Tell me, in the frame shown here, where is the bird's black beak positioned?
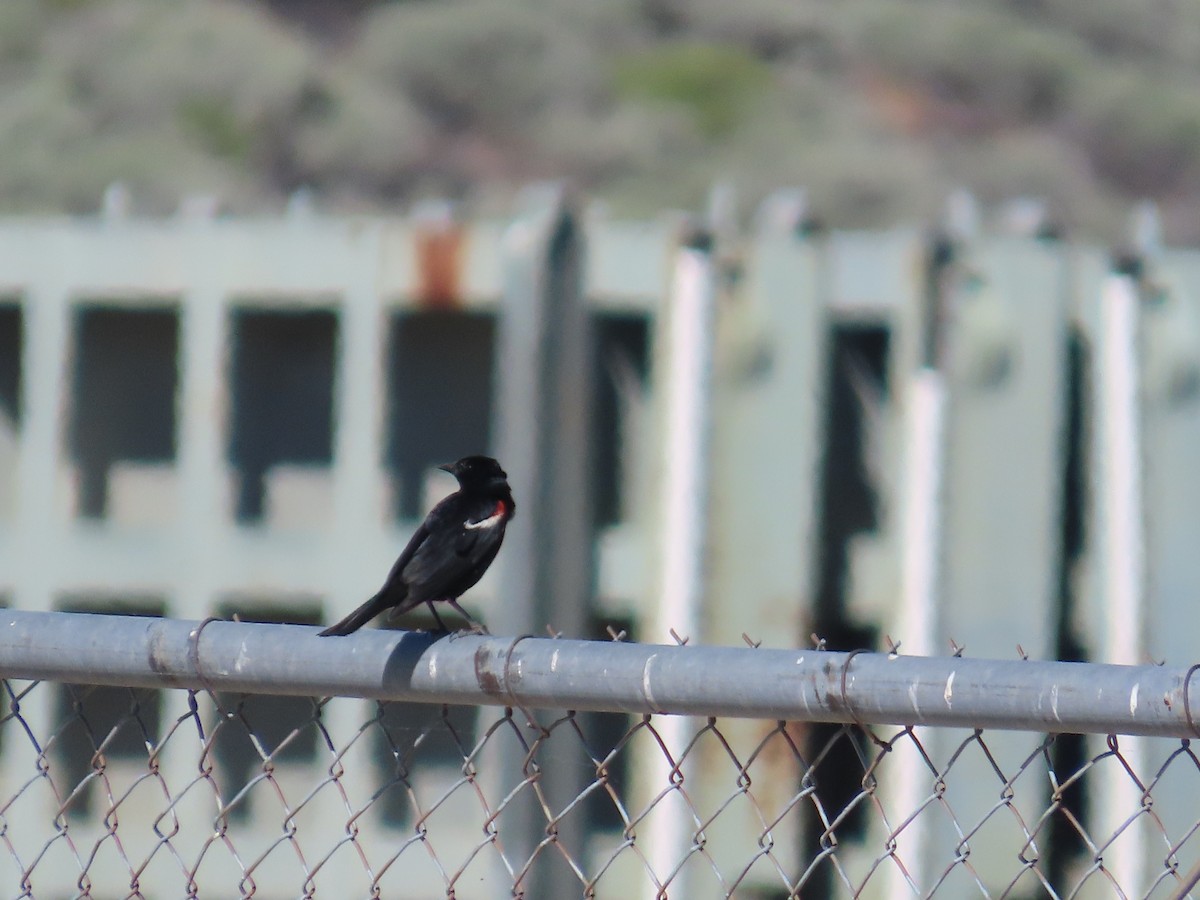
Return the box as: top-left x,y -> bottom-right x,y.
437,462 -> 455,474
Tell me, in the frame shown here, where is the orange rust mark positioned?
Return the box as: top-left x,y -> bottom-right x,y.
415,224 -> 465,309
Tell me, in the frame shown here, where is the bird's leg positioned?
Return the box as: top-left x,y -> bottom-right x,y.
426,600 -> 450,634
447,599 -> 489,635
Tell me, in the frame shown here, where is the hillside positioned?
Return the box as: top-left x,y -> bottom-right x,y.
3,0 -> 1199,241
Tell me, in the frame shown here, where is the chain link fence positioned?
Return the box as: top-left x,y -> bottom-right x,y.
1,611 -> 1199,899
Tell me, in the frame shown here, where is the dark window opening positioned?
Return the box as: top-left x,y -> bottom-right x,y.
0,681 -> 10,758
211,600 -> 323,820
0,595 -> 8,754
1045,328 -> 1091,891
580,613 -> 637,832
812,324 -> 891,635
369,610 -> 480,827
801,323 -> 890,893
0,303 -> 21,427
53,597 -> 164,818
371,699 -> 479,828
69,306 -> 179,519
385,311 -> 495,521
592,314 -> 650,527
228,308 -> 337,523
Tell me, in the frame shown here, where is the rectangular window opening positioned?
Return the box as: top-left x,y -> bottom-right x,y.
227,307 -> 338,524
210,598 -> 324,820
384,310 -> 496,521
53,597 -> 165,818
69,305 -> 179,520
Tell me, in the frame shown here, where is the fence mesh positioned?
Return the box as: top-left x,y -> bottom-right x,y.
1,675 -> 1198,899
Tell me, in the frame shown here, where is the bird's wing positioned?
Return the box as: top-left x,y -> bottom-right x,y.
378,521 -> 430,590
455,526 -> 480,556
454,500 -> 508,554
395,501 -> 506,602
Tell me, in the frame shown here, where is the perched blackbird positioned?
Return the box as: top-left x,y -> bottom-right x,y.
319,456 -> 515,636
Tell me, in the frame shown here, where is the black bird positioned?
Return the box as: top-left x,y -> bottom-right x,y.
319,456 -> 515,636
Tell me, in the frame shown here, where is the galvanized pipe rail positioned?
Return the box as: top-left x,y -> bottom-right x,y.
0,610 -> 1197,738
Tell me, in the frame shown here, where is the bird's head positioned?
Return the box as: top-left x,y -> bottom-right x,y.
440,456 -> 510,491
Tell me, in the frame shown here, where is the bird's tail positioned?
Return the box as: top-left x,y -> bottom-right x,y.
318,593 -> 390,637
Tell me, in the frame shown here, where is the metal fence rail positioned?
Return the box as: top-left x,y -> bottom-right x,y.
1,611 -> 1199,898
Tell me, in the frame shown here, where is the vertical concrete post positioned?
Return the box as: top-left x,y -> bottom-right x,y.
491,185 -> 594,898
176,229 -> 229,619
170,223 -> 233,854
331,223 -> 388,589
493,186 -> 592,640
7,253 -> 71,884
328,221 -> 388,893
886,232 -> 956,897
15,274 -> 71,608
1095,269 -> 1148,896
641,223 -> 719,900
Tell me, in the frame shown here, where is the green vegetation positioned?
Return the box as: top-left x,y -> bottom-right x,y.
3,0 -> 1200,241
614,43 -> 771,139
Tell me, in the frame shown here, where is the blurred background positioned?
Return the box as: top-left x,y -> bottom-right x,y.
4,0 -> 1200,241
2,1 -> 1200,897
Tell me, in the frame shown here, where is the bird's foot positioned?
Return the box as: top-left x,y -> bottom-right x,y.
444,599 -> 486,636
449,621 -> 490,640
